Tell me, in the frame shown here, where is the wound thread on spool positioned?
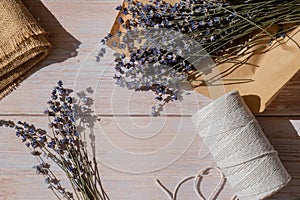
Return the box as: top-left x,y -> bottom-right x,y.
191,90 -> 291,200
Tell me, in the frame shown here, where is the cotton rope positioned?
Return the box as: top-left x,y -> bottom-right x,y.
157,90 -> 291,200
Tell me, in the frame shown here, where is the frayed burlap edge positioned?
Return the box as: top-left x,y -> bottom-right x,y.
0,22 -> 49,76
0,4 -> 51,100
0,34 -> 51,99
0,45 -> 49,100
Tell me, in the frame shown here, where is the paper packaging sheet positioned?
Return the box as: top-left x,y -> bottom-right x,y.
109,0 -> 300,113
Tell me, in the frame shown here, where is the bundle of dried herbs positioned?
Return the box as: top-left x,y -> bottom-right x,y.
0,81 -> 109,200
102,0 -> 300,115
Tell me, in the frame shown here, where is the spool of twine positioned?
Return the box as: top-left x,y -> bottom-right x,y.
190,90 -> 291,200
0,0 -> 51,99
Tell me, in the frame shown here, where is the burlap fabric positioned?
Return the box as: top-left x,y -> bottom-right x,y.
0,0 -> 51,99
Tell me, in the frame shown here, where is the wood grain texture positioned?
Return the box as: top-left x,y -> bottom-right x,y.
0,1 -> 300,200
262,71 -> 300,116
1,116 -> 300,199
0,116 -> 233,200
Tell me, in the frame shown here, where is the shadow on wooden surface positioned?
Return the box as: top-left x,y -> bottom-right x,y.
23,0 -> 81,70
263,70 -> 300,116
258,118 -> 300,200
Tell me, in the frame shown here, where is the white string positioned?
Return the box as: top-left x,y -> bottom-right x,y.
157,166 -> 237,200
157,90 -> 291,200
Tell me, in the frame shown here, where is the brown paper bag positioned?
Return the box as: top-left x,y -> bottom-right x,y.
193,27 -> 300,112
109,0 -> 300,113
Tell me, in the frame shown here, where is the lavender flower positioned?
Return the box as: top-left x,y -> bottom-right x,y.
0,81 -> 109,200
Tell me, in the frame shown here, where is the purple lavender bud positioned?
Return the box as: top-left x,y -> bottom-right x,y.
118,17 -> 124,24
115,5 -> 122,10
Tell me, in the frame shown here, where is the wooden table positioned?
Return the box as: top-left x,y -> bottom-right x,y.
0,1 -> 300,199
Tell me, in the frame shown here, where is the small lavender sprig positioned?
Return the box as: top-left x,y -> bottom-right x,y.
0,81 -> 109,200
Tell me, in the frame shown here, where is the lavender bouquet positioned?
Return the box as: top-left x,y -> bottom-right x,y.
0,81 -> 109,200
102,0 -> 300,114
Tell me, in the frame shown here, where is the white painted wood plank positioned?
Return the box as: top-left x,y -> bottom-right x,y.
1,116 -> 300,199
291,120 -> 300,136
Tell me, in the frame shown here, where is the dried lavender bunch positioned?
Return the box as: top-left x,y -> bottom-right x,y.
0,81 -> 109,200
102,25 -> 203,115
101,0 -> 300,114
112,48 -> 187,116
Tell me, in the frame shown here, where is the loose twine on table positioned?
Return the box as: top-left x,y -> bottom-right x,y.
157,166 -> 234,200
157,90 -> 291,200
